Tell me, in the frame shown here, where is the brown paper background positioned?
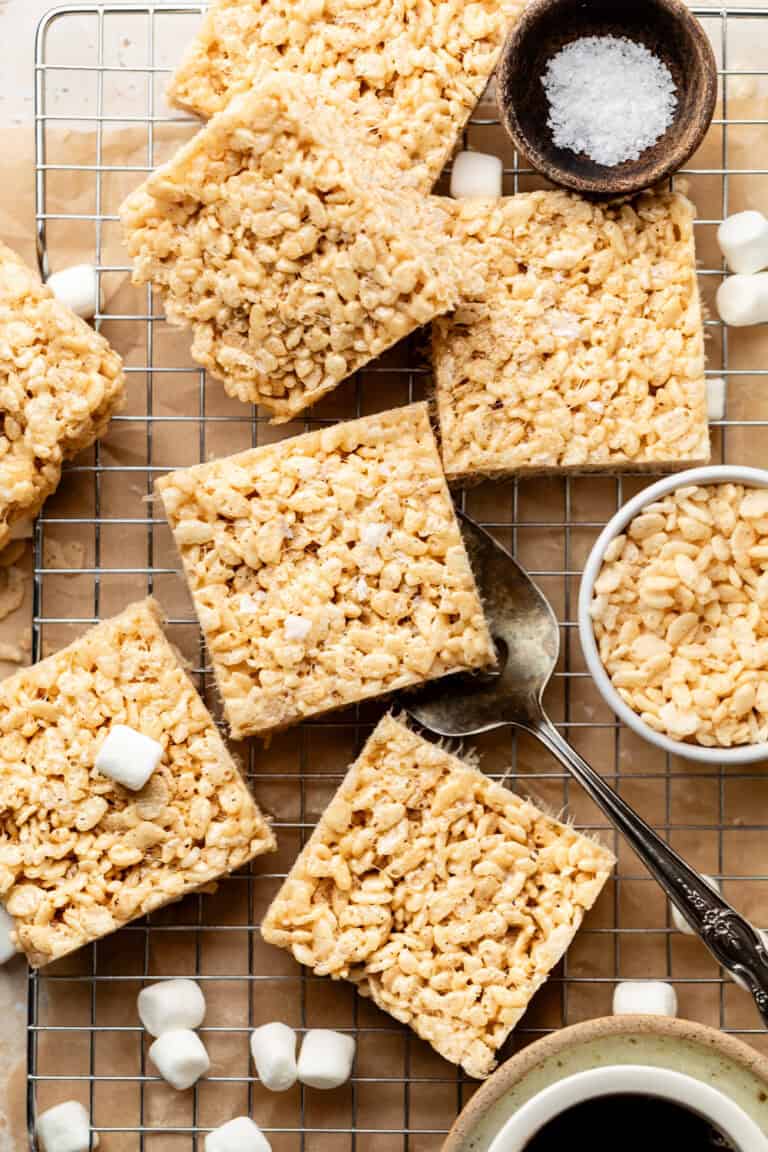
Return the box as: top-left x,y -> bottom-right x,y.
10,7 -> 768,1150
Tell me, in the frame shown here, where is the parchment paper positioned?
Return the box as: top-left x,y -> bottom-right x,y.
9,36 -> 768,1151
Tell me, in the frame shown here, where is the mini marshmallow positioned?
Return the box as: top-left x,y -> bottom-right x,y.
36,1101 -> 97,1152
0,905 -> 17,965
149,1029 -> 210,1091
205,1117 -> 271,1152
707,376 -> 727,422
138,979 -> 206,1038
671,874 -> 720,935
612,981 -> 678,1018
450,150 -> 503,199
717,273 -> 768,326
718,210 -> 768,275
46,264 -> 99,320
297,1029 -> 355,1090
250,1021 -> 298,1092
95,724 -> 163,791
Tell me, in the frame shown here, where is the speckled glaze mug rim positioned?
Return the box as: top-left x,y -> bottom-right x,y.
441,1015 -> 768,1152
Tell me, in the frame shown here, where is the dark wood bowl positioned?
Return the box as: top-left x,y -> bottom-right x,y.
496,0 -> 717,197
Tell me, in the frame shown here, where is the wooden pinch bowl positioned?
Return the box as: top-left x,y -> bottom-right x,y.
496,0 -> 718,197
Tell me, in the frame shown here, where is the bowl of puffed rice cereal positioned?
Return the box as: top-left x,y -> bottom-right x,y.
578,466 -> 768,763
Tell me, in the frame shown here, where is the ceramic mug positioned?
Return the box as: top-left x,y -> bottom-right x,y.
486,1064 -> 768,1152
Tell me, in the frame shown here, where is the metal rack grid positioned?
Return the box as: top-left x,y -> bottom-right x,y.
26,3 -> 768,1149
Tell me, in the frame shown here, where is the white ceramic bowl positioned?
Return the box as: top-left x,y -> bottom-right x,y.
578,465 -> 768,765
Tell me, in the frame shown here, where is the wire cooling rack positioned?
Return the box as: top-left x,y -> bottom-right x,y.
27,4 -> 768,1149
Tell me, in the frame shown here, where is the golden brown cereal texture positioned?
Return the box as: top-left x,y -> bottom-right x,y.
432,190 -> 709,481
262,714 -> 614,1079
0,243 -> 126,548
168,0 -> 525,192
155,403 -> 495,740
0,599 -> 274,967
120,72 -> 466,422
591,483 -> 768,748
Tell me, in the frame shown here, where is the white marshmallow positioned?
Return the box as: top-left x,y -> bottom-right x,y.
138,979 -> 206,1038
250,1022 -> 298,1092
205,1117 -> 271,1152
707,376 -> 727,422
671,874 -> 720,936
0,905 -> 18,964
149,1029 -> 210,1091
297,1029 -> 355,1090
36,1101 -> 97,1152
718,210 -> 768,275
450,150 -> 503,199
95,724 -> 163,791
717,273 -> 768,326
612,981 -> 678,1018
46,264 -> 99,320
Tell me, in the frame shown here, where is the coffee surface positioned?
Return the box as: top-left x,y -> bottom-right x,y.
524,1092 -> 738,1150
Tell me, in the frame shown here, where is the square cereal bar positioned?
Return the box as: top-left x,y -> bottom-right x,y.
0,599 -> 274,967
121,71 -> 466,422
432,189 -> 710,482
0,243 -> 125,547
168,0 -> 524,192
156,403 -> 495,740
262,714 -> 615,1079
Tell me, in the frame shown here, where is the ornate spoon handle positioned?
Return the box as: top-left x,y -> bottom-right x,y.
535,716 -> 768,1027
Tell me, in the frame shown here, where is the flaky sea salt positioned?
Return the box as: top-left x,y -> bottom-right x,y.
542,36 -> 677,167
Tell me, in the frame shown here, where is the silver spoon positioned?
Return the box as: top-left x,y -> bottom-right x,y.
406,513 -> 768,1025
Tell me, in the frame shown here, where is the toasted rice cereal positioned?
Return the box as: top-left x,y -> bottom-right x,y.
262,714 -> 614,1078
168,0 -> 525,192
591,482 -> 768,747
0,599 -> 274,966
0,243 -> 125,548
155,403 -> 495,740
432,190 -> 709,481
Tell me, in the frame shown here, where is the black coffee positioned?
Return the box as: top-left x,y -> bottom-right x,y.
523,1092 -> 738,1150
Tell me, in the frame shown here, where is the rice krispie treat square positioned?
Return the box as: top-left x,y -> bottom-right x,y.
0,243 -> 125,547
262,714 -> 615,1079
168,0 -> 524,193
432,189 -> 710,482
120,71 -> 466,423
0,599 -> 274,967
156,403 -> 495,740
